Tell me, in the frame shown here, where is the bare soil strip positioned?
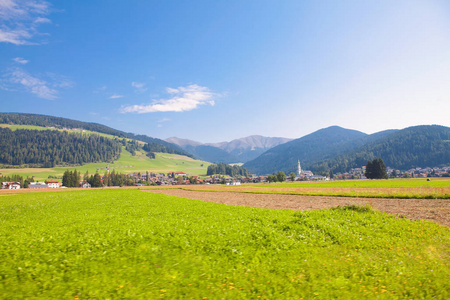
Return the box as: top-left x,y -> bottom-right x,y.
147,189 -> 450,227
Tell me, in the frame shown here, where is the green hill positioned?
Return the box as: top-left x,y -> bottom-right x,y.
0,148 -> 210,181
0,113 -> 210,180
311,125 -> 450,173
0,112 -> 191,157
243,126 -> 367,175
0,127 -> 122,167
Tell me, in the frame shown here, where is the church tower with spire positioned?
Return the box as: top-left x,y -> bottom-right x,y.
297,160 -> 302,176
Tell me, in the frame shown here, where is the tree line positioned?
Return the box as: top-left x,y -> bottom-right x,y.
207,163 -> 250,177
0,112 -> 193,158
62,169 -> 136,188
0,128 -> 122,167
267,171 -> 287,182
0,174 -> 34,188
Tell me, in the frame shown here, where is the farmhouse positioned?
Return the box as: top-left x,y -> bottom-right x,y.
45,180 -> 60,188
2,182 -> 21,189
80,181 -> 91,188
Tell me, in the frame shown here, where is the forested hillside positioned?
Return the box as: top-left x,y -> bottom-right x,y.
0,113 -> 127,138
0,113 -> 191,158
0,128 -> 122,167
311,125 -> 450,173
244,125 -> 450,175
243,126 -> 367,175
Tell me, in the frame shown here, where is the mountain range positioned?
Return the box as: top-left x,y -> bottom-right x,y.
166,135 -> 292,164
243,125 -> 450,175
0,113 -> 449,176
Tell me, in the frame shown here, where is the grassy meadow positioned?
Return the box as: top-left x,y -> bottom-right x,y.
0,123 -> 210,180
0,189 -> 448,299
0,149 -> 210,181
182,178 -> 450,199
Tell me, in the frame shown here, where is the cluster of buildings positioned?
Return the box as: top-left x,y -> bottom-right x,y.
2,162 -> 449,190
330,165 -> 450,180
1,180 -> 60,190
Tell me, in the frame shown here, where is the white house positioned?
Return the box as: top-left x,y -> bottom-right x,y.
2,182 -> 21,189
81,181 -> 91,188
45,180 -> 60,188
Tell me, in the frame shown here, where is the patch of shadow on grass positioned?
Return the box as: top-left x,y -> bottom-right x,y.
331,204 -> 373,213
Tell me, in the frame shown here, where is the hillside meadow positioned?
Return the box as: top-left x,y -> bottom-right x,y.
0,149 -> 210,181
0,189 -> 448,299
181,178 -> 450,199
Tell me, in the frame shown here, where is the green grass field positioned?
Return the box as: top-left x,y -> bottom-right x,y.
254,178 -> 450,188
0,189 -> 448,299
0,148 -> 210,181
181,178 -> 450,199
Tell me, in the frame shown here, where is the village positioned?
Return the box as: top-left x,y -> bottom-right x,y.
2,162 -> 449,190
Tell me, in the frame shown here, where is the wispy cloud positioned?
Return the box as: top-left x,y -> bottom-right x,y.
0,0 -> 52,45
10,69 -> 58,99
1,67 -> 73,100
121,84 -> 216,114
110,94 -> 124,99
93,85 -> 107,94
157,118 -> 170,128
131,81 -> 147,93
13,57 -> 29,64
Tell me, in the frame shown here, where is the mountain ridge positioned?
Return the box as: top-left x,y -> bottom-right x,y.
165,135 -> 293,163
243,125 -> 450,175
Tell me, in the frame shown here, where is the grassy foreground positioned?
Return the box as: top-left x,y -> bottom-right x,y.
0,189 -> 448,299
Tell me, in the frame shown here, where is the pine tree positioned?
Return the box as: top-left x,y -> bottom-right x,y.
365,158 -> 388,179
92,173 -> 102,187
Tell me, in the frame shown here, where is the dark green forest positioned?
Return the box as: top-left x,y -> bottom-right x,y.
0,113 -> 192,157
311,125 -> 450,173
0,113 -> 128,138
244,125 -> 450,175
0,128 -> 122,167
207,163 -> 250,177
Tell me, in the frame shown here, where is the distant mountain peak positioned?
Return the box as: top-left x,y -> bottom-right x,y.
165,137 -> 203,147
166,135 -> 293,164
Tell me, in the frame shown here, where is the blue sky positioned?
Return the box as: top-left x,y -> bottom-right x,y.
1,0 -> 449,143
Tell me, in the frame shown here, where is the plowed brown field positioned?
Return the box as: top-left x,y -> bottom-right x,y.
147,189 -> 450,226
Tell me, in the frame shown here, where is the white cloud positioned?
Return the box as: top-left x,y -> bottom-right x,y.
10,69 -> 57,100
0,0 -> 52,45
131,81 -> 147,93
110,94 -> 124,99
1,67 -> 73,100
158,118 -> 171,123
121,84 -> 216,113
13,57 -> 29,64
